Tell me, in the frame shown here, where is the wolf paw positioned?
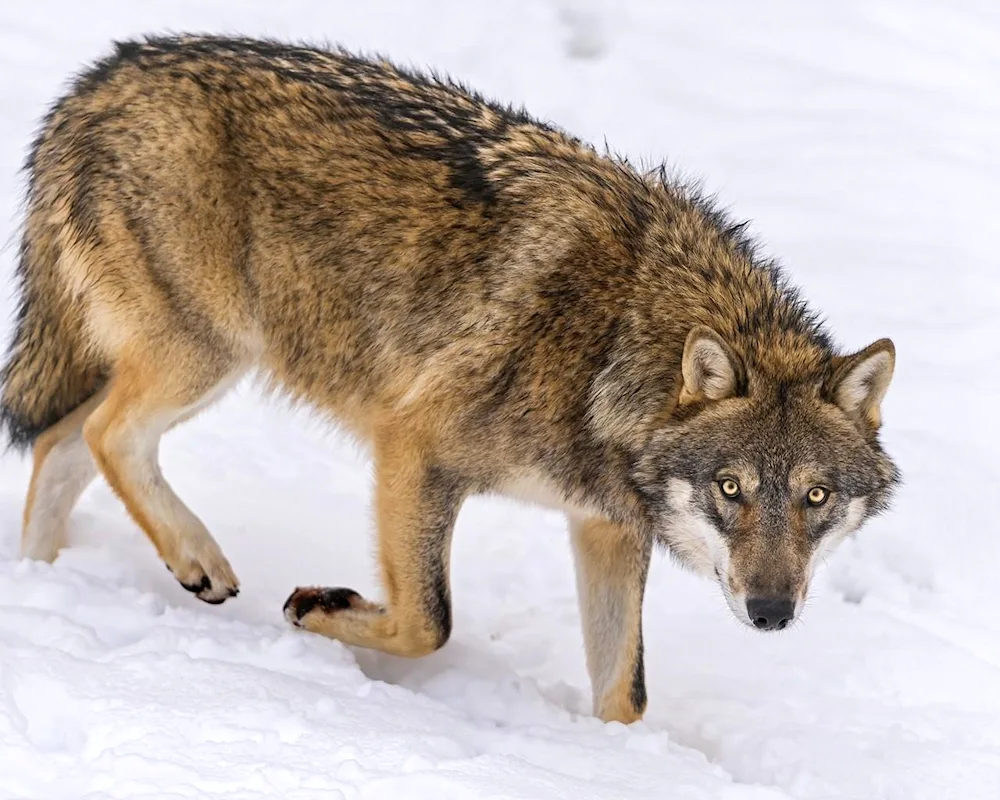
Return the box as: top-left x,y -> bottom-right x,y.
283,586 -> 363,626
20,536 -> 63,564
167,541 -> 240,604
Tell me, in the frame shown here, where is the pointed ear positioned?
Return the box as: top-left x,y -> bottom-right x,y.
828,338 -> 895,429
680,326 -> 741,405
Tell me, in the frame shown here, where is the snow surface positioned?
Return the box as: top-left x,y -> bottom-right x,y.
1,2 -> 999,798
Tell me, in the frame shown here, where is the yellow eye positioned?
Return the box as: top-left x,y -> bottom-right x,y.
719,479 -> 741,499
807,486 -> 829,507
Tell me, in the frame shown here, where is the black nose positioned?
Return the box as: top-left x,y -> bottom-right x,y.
746,597 -> 795,631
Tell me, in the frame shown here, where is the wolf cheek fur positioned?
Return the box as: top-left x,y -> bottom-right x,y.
0,35 -> 900,724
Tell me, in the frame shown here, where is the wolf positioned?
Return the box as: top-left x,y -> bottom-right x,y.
0,35 -> 899,724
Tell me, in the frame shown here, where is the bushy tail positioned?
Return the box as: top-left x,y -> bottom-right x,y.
0,219 -> 106,451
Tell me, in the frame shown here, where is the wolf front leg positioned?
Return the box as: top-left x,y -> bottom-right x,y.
571,517 -> 651,724
284,427 -> 467,658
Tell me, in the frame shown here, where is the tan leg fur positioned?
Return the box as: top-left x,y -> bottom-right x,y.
284,421 -> 466,657
80,348 -> 242,603
571,517 -> 650,724
21,390 -> 106,561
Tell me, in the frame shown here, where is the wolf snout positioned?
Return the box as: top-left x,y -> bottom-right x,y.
745,596 -> 795,631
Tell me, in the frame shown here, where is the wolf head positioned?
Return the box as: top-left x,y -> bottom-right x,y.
636,326 -> 900,630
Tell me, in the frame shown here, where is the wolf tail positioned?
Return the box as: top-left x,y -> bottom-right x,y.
0,210 -> 106,451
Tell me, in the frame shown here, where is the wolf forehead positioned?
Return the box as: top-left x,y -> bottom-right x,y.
647,393 -> 889,486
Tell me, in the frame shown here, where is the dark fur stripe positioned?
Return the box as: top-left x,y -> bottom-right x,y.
630,630 -> 647,714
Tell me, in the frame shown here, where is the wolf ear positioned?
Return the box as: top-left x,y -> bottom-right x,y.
680,326 -> 741,405
828,338 -> 895,429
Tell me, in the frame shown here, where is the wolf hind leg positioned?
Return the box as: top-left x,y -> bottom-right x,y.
82,345 -> 243,603
21,389 -> 107,562
284,423 -> 466,657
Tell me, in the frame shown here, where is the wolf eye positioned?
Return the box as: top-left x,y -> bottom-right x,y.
719,479 -> 741,499
806,486 -> 830,507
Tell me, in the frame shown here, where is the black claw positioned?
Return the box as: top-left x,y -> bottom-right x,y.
288,587 -> 361,620
180,574 -> 212,594
174,570 -> 237,604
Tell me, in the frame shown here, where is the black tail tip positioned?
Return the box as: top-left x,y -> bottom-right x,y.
0,406 -> 45,452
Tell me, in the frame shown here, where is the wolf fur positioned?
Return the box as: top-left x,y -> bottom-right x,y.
0,35 -> 900,723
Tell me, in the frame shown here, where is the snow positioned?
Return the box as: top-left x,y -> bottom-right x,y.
1,1 -> 999,797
